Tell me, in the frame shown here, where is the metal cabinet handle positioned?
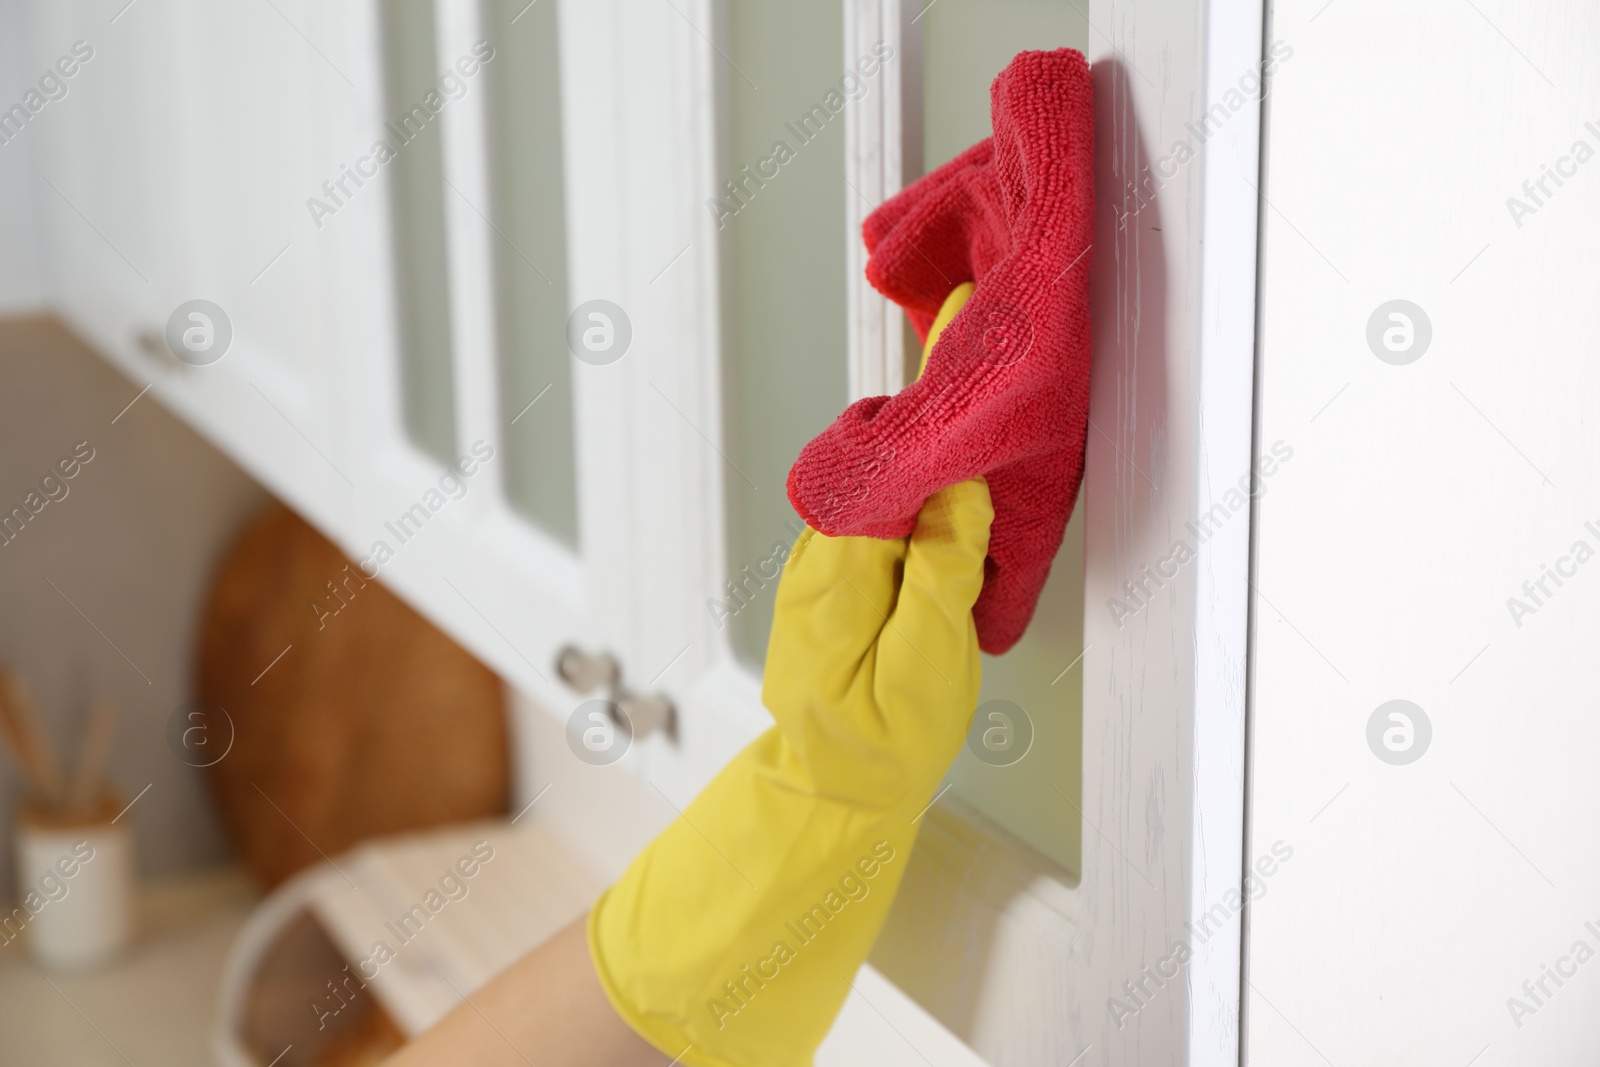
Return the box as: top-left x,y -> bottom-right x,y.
614,690 -> 675,742
554,645 -> 677,743
555,645 -> 620,694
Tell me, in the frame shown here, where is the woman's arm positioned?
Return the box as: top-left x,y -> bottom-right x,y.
380,915 -> 663,1067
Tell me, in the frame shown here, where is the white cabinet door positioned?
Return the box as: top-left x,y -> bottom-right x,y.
21,0 -> 672,731
1245,4 -> 1600,1065
619,1 -> 1266,1064
24,0 -> 203,346
23,0 -> 385,576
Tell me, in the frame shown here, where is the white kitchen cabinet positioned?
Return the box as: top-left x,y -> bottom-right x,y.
18,0 -> 1233,1058
37,0 -> 1571,1063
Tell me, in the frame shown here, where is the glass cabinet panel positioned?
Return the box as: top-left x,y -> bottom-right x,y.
714,0 -> 1089,875
485,0 -> 579,549
380,0 -> 458,466
718,0 -> 850,666
922,0 -> 1089,875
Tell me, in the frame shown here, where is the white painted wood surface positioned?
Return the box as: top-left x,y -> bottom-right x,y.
1245,3 -> 1600,1064
1047,0 -> 1265,1062
843,0 -> 911,401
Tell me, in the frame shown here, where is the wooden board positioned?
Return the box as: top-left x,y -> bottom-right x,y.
196,504 -> 509,889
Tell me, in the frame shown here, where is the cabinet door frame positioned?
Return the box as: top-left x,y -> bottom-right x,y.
626,0 -> 1269,1060
833,0 -> 1267,1062
1078,0 -> 1266,1061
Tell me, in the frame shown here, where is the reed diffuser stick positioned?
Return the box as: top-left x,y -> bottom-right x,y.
68,698 -> 117,815
0,670 -> 66,807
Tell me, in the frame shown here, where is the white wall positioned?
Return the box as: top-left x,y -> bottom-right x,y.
1246,3 -> 1600,1063
0,316 -> 269,901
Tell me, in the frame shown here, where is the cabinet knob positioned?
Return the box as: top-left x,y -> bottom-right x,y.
555,645 -> 619,693
554,645 -> 676,743
615,690 -> 676,743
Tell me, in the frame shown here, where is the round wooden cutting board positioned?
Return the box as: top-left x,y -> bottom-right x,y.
195,504 -> 509,888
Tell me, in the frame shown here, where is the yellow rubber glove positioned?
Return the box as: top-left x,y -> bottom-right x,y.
588,286 -> 985,1067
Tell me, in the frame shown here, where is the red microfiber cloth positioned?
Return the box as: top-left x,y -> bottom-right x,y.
786,48 -> 1094,654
